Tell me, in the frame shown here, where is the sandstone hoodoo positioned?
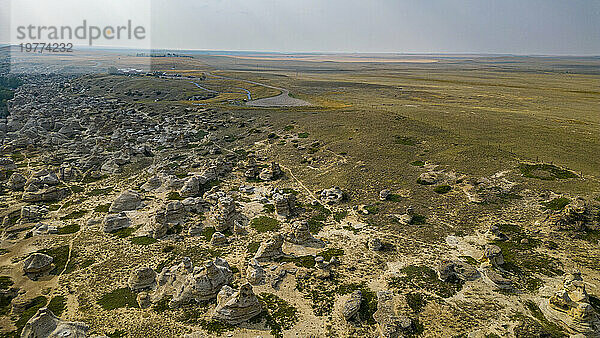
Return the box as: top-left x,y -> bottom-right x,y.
109,190 -> 143,213
152,257 -> 233,308
212,283 -> 262,325
23,253 -> 54,275
21,308 -> 88,338
254,233 -> 285,261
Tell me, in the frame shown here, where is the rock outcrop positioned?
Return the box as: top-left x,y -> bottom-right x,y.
274,193 -> 296,217
548,271 -> 600,335
153,257 -> 233,308
128,267 -> 157,291
212,283 -> 262,324
342,290 -> 362,322
109,190 -> 142,213
286,220 -> 324,247
102,212 -> 131,233
21,308 -> 88,338
23,253 -> 54,274
373,291 -> 413,338
319,187 -> 344,204
254,233 -> 284,261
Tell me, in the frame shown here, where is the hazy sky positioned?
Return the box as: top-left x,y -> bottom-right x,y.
2,0 -> 600,54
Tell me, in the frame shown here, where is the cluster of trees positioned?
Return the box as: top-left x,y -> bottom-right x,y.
0,76 -> 22,118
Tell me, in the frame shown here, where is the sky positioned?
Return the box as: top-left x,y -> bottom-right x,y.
1,0 -> 599,55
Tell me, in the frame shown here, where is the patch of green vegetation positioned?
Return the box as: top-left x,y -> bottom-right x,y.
94,204 -> 110,213
47,295 -> 66,316
406,292 -> 427,313
0,276 -> 14,289
389,265 -> 462,298
333,210 -> 347,222
492,224 -> 562,291
458,255 -> 479,266
87,187 -> 113,196
542,197 -> 570,211
70,185 -> 85,194
277,255 -> 316,268
247,241 -> 260,254
409,214 -> 427,225
167,191 -> 183,200
263,203 -> 275,213
198,319 -> 235,335
48,204 -> 60,211
297,132 -> 309,138
257,293 -> 299,337
433,185 -> 452,194
250,216 -> 280,233
519,163 -> 578,180
58,224 -> 80,235
97,287 -> 139,310
394,136 -> 417,146
152,295 -> 172,313
111,227 -> 134,238
416,178 -> 435,185
14,296 -> 47,335
364,204 -> 379,214
283,125 -> 294,131
200,226 -> 217,241
410,160 -> 425,167
129,236 -> 158,245
318,248 -> 344,261
307,219 -> 325,234
59,210 -> 88,220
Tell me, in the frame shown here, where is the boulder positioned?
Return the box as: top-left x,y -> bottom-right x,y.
379,189 -> 391,201
102,212 -> 131,233
212,283 -> 262,325
319,187 -> 344,204
128,267 -> 157,291
210,232 -> 228,246
254,234 -> 284,262
373,291 -> 413,338
286,220 -> 324,247
246,259 -> 265,285
20,205 -> 49,223
343,290 -> 362,322
31,223 -> 58,236
210,196 -> 240,232
274,193 -> 296,217
482,245 -> 504,266
109,190 -> 142,213
7,172 -> 26,191
22,186 -> 70,203
23,253 -> 54,274
437,260 -> 480,282
259,162 -> 282,181
21,308 -> 88,338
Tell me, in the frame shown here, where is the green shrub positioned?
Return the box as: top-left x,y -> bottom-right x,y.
318,248 -> 344,261
97,287 -> 139,310
94,204 -> 110,213
129,236 -> 158,245
60,210 -> 88,220
250,216 -> 280,233
434,185 -> 452,194
167,191 -> 183,200
47,295 -> 66,316
58,224 -> 80,235
519,163 -> 578,180
542,198 -> 570,211
410,160 -> 425,167
111,227 -> 134,238
297,132 -> 309,138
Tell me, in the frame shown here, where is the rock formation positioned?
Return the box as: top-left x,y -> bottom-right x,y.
254,233 -> 284,261
21,308 -> 88,338
23,253 -> 54,274
109,190 -> 142,213
153,257 -> 233,308
102,212 -> 131,233
212,283 -> 262,324
286,220 -> 324,247
343,290 -> 362,322
128,267 -> 157,291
